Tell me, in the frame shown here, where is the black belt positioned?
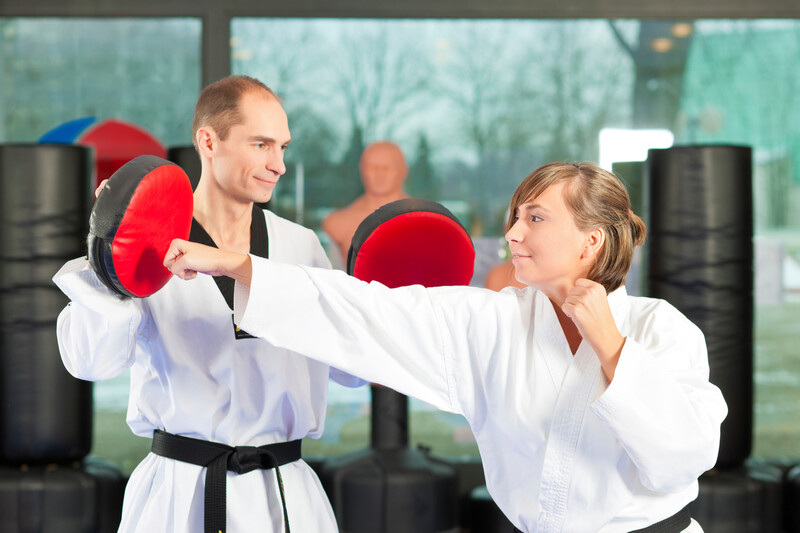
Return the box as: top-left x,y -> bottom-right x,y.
630,505 -> 691,533
513,505 -> 691,533
151,429 -> 301,533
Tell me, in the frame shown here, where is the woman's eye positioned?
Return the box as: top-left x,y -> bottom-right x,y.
531,215 -> 542,222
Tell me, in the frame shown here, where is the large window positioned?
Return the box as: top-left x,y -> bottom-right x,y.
232,18 -> 800,461
0,18 -> 200,146
679,20 -> 800,459
232,18 -> 636,457
1,17 -> 201,474
3,16 -> 798,474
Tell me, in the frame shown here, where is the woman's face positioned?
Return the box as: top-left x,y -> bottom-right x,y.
505,181 -> 593,296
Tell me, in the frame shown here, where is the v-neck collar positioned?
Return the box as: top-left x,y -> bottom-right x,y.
534,285 -> 630,390
189,204 -> 269,310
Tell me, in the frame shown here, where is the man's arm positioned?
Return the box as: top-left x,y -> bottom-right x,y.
54,258 -> 145,381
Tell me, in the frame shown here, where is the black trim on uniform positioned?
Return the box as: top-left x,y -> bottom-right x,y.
151,429 -> 300,533
189,204 -> 269,311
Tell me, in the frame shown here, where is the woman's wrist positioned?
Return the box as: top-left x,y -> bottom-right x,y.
225,252 -> 253,287
596,333 -> 625,382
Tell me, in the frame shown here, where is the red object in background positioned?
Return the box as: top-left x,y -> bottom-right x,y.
347,198 -> 475,289
77,118 -> 167,190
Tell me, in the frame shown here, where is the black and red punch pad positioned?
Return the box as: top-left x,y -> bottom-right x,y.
347,198 -> 475,288
88,154 -> 193,298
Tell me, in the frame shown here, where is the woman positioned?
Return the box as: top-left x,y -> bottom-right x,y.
165,162 -> 727,532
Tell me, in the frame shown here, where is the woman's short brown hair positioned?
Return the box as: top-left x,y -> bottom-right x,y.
505,162 -> 647,293
191,75 -> 278,148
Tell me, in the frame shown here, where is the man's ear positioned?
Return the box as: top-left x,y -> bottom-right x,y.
195,126 -> 217,159
582,227 -> 605,260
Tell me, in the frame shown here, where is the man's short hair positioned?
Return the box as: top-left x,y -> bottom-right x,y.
191,75 -> 278,149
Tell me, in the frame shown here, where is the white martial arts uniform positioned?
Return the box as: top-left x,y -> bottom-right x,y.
54,210 -> 363,533
232,258 -> 728,533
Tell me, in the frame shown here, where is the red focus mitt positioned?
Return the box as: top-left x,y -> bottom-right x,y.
88,155 -> 193,297
347,198 -> 475,288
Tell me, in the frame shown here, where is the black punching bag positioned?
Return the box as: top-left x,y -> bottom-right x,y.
689,464 -> 783,533
0,456 -> 126,533
320,386 -> 459,533
166,145 -> 201,190
787,465 -> 800,533
0,144 -> 94,463
467,486 -> 517,533
646,145 -> 753,468
319,200 -> 469,533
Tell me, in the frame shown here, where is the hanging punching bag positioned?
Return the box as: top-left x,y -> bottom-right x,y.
646,145 -> 753,468
787,465 -> 800,533
320,199 -> 473,533
166,145 -> 201,191
689,464 -> 783,533
0,456 -> 126,533
0,144 -> 94,463
467,485 -> 517,533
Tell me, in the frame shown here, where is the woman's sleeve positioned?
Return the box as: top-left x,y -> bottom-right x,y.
234,256 -> 477,413
304,227 -> 369,388
590,303 -> 729,493
52,257 -> 146,381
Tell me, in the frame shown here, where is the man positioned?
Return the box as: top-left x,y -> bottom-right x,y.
322,141 -> 408,266
53,75 -> 362,533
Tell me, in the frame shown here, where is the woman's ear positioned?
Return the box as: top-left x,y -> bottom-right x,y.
582,227 -> 605,260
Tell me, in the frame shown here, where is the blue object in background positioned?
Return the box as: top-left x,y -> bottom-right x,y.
38,117 -> 96,144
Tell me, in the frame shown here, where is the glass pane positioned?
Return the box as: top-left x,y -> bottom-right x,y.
1,17 -> 202,475
0,18 -> 201,146
232,17 -> 636,459
7,16 -> 795,471
678,20 -> 800,458
233,17 -> 800,461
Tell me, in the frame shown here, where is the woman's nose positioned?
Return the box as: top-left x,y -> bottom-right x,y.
505,219 -> 522,243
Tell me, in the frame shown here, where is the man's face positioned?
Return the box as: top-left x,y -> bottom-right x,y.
211,92 -> 291,204
359,143 -> 407,197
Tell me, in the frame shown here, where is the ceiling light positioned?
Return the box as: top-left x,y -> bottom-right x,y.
651,38 -> 675,53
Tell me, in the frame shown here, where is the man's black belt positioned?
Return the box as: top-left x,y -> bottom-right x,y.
513,504 -> 691,533
151,429 -> 302,533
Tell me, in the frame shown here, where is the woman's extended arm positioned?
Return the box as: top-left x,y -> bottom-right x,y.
165,238 -> 253,285
165,239 -> 479,413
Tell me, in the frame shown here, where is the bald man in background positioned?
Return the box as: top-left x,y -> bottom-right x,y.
323,141 -> 409,266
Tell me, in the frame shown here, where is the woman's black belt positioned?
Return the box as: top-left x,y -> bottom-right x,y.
151,429 -> 301,533
513,504 -> 691,533
630,505 -> 691,533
